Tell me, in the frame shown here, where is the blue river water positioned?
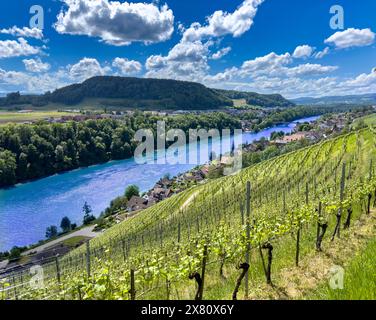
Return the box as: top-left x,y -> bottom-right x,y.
0,116 -> 319,251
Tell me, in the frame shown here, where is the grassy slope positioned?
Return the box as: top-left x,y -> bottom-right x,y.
309,223 -> 376,300
352,113 -> 376,129
70,128 -> 376,299
5,126 -> 376,300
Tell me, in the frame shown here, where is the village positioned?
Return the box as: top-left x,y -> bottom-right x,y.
124,107 -> 375,220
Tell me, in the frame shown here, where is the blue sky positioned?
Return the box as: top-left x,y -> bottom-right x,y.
0,0 -> 375,98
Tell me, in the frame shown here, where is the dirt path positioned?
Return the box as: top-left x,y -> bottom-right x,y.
180,191 -> 199,211
250,211 -> 376,300
22,226 -> 99,256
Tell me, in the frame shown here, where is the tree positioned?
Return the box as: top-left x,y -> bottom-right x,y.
83,202 -> 96,225
125,185 -> 140,200
60,216 -> 72,233
0,150 -> 17,187
9,246 -> 21,260
46,226 -> 58,239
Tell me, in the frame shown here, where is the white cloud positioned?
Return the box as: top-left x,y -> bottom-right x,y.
239,52 -> 292,76
182,0 -> 264,42
145,0 -> 264,82
325,28 -> 375,49
146,41 -> 211,81
54,0 -> 174,46
204,49 -> 341,98
112,57 -> 142,75
281,63 -> 338,77
211,47 -> 231,60
342,70 -> 376,88
0,68 -> 69,93
292,45 -> 314,59
23,58 -> 50,73
0,26 -> 43,40
68,58 -> 110,81
315,47 -> 330,59
0,38 -> 41,59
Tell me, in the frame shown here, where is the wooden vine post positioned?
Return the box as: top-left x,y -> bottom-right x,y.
55,255 -> 61,284
198,244 -> 208,300
296,183 -> 308,267
86,241 -> 91,278
130,269 -> 136,300
244,181 -> 251,298
332,162 -> 346,240
367,159 -> 373,214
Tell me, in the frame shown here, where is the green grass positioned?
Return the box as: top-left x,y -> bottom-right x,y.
0,111 -> 71,125
62,236 -> 90,248
352,113 -> 376,129
311,236 -> 376,300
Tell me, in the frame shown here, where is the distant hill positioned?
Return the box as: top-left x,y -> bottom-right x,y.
214,89 -> 295,108
292,93 -> 376,105
0,77 -> 233,110
0,76 -> 295,110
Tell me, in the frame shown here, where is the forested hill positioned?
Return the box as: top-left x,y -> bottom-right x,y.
292,93 -> 376,105
0,77 -> 233,110
49,77 -> 236,109
0,76 -> 296,110
214,89 -> 295,108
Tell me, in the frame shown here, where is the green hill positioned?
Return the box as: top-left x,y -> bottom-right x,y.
0,77 -> 295,111
214,89 -> 296,108
0,77 -> 233,110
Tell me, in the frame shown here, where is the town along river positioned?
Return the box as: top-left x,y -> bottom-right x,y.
0,116 -> 319,251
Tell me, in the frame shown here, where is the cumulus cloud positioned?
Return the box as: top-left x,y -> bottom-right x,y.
54,0 -> 174,46
23,58 -> 50,73
182,0 -> 264,42
112,57 -> 142,75
315,47 -> 330,59
282,63 -> 338,77
292,45 -> 314,59
239,52 -> 292,76
0,68 -> 69,93
146,41 -> 211,81
0,38 -> 41,59
0,26 -> 43,40
145,0 -> 264,82
68,58 -> 110,81
325,28 -> 375,49
211,47 -> 231,60
204,49 -> 341,98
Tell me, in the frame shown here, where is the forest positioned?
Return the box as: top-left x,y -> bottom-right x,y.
0,112 -> 240,187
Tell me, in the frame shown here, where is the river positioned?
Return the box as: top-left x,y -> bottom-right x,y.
0,116 -> 319,251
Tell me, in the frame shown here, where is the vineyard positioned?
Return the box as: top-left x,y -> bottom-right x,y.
1,126 -> 376,300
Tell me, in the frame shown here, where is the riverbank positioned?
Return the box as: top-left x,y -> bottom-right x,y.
0,115 -> 322,252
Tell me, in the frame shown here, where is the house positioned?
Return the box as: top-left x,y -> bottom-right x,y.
127,196 -> 148,212
159,177 -> 173,188
151,188 -> 172,201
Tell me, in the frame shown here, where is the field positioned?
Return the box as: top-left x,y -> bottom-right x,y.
1,125 -> 376,300
0,111 -> 72,125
